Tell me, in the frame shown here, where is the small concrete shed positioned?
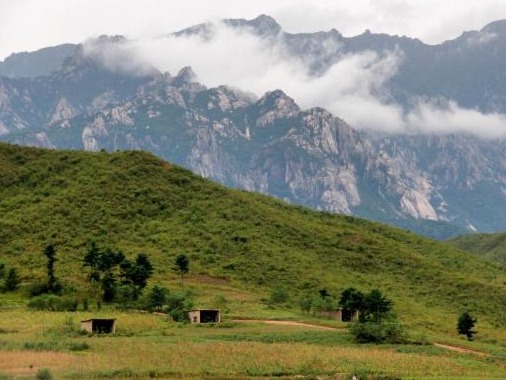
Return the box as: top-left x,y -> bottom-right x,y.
81,318 -> 116,333
188,309 -> 220,324
316,309 -> 359,322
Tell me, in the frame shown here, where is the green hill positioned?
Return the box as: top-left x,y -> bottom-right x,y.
1,142 -> 506,336
449,232 -> 506,266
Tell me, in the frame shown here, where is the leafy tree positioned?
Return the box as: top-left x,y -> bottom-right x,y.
457,312 -> 477,341
339,287 -> 365,312
83,243 -> 154,305
43,244 -> 60,294
318,288 -> 331,299
173,254 -> 189,291
120,253 -> 154,300
363,289 -> 393,323
340,288 -> 393,324
3,268 -> 20,292
83,243 -> 125,303
146,285 -> 168,311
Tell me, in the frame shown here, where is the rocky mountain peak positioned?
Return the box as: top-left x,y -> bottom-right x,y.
254,90 -> 300,127
257,89 -> 298,110
223,14 -> 282,38
175,66 -> 198,84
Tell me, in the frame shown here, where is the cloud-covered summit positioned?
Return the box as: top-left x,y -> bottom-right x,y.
76,15 -> 506,138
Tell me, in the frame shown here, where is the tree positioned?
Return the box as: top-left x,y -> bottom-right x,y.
363,289 -> 393,324
43,244 -> 59,294
83,243 -> 125,304
457,312 -> 477,341
173,254 -> 189,291
3,268 -> 20,292
120,253 -> 154,300
339,287 -> 365,312
146,285 -> 168,311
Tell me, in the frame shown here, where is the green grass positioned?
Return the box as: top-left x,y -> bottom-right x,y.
0,310 -> 504,379
449,231 -> 506,266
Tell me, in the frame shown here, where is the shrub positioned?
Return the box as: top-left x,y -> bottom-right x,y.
350,315 -> 407,344
164,291 -> 194,322
28,282 -> 62,297
268,286 -> 289,305
3,268 -> 20,292
35,368 -> 54,380
28,295 -> 77,311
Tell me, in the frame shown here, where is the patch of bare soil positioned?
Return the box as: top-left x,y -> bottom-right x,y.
433,342 -> 490,357
233,319 -> 345,331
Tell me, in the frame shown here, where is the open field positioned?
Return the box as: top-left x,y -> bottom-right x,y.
0,307 -> 505,379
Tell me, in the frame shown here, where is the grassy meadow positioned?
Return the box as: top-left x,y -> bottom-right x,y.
1,143 -> 506,378
1,306 -> 506,379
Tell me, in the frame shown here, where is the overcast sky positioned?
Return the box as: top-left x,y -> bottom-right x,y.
1,0 -> 506,60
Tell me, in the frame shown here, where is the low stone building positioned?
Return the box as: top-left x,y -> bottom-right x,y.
187,309 -> 220,324
80,318 -> 116,333
316,309 -> 359,322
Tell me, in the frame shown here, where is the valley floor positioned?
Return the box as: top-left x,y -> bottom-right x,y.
0,310 -> 505,379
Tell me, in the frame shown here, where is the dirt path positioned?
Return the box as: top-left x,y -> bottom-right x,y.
433,343 -> 490,357
233,319 -> 490,357
233,319 -> 345,331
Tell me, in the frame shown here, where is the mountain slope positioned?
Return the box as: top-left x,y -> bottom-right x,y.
449,232 -> 506,265
1,142 -> 506,332
0,56 -> 500,238
0,44 -> 78,78
2,17 -> 506,237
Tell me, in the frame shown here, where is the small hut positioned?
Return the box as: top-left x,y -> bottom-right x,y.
187,309 -> 220,324
80,318 -> 116,333
316,309 -> 359,322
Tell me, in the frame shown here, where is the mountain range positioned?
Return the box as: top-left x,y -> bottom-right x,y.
2,15 -> 506,238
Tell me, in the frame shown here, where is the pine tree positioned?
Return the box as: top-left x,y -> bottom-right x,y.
43,244 -> 59,293
457,312 -> 477,341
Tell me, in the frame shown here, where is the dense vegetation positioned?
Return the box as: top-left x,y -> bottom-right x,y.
1,142 -> 506,332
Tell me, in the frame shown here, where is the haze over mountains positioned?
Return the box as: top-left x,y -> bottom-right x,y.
2,15 -> 506,238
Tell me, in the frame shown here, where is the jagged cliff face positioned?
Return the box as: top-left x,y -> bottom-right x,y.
2,23 -> 506,238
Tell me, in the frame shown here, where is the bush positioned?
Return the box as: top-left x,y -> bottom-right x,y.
35,368 -> 54,380
268,286 -> 289,305
28,295 -> 77,311
3,268 -> 20,292
164,291 -> 194,322
350,315 -> 407,344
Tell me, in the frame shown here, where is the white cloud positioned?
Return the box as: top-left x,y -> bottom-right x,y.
79,20 -> 506,139
407,101 -> 506,139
